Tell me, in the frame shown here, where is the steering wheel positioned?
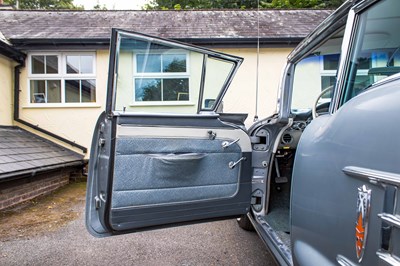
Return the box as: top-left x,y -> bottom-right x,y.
312,86 -> 333,119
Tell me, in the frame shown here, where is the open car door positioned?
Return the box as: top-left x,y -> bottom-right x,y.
86,29 -> 252,237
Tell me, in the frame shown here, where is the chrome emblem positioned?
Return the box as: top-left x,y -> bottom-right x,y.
355,185 -> 371,262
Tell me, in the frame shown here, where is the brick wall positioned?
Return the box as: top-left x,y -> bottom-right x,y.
0,167 -> 80,210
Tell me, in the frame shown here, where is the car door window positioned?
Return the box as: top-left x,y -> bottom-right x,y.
113,31 -> 240,114
340,0 -> 400,106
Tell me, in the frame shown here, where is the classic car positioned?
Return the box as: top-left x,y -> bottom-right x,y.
86,0 -> 400,264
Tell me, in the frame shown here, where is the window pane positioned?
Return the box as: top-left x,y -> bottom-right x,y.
81,79 -> 96,102
80,56 -> 93,74
136,54 -> 161,73
32,56 -> 45,74
163,54 -> 186,72
30,80 -> 46,103
163,78 -> 189,101
320,76 -> 336,99
135,78 -> 161,101
65,80 -> 81,102
46,56 -> 58,74
47,80 -> 61,103
202,57 -> 234,110
323,54 -> 340,70
66,56 -> 80,74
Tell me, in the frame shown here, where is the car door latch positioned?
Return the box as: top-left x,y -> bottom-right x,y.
229,157 -> 246,169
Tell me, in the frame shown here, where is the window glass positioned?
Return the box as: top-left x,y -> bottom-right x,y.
323,54 -> 340,70
136,54 -> 161,73
163,54 -> 186,72
46,56 -> 58,74
46,80 -> 61,103
32,56 -> 45,74
30,80 -> 46,102
81,79 -> 96,102
291,29 -> 344,111
30,80 -> 61,103
202,57 -> 234,110
114,33 -> 239,113
66,56 -> 80,74
65,80 -> 81,102
81,56 -> 94,74
341,0 -> 400,105
164,78 -> 189,101
135,78 -> 162,101
32,55 -> 58,74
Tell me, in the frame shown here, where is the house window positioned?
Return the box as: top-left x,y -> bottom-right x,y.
320,54 -> 370,99
133,53 -> 189,103
28,53 -> 96,104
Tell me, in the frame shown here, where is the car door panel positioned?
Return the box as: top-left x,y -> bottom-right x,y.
87,113 -> 252,235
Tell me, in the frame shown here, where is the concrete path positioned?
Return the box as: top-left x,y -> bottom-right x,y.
0,190 -> 276,266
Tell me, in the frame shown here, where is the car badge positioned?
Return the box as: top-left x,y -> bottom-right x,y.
355,185 -> 371,262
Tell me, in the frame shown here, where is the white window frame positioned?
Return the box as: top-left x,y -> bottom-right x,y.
27,52 -> 97,107
320,55 -> 368,87
131,50 -> 192,106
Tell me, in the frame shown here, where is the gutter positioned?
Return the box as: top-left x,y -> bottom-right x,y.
13,64 -> 88,153
0,39 -> 25,64
10,37 -> 304,50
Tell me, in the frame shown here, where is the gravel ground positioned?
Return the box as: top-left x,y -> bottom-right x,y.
0,184 -> 276,266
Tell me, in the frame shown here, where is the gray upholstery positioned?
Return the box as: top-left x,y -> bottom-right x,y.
111,138 -> 242,208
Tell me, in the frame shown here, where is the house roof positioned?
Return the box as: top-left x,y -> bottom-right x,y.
0,9 -> 333,47
0,127 -> 84,182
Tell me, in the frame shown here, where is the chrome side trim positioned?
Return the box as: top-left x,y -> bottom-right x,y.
376,251 -> 400,266
378,213 -> 400,228
342,166 -> 400,187
336,254 -> 358,266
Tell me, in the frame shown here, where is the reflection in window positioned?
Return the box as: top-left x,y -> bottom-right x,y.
65,79 -> 96,103
134,52 -> 189,102
66,55 -> 94,74
135,78 -> 189,101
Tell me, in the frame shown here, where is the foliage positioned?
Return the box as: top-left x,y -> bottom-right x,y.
4,0 -> 83,9
144,0 -> 346,10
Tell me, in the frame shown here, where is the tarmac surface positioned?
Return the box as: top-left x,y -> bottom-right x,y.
0,183 -> 277,266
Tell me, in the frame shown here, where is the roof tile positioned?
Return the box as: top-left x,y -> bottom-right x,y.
0,10 -> 332,40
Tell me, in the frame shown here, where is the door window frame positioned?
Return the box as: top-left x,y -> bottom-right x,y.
107,29 -> 243,115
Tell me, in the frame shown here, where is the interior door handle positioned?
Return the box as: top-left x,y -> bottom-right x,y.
222,138 -> 240,149
229,157 -> 246,169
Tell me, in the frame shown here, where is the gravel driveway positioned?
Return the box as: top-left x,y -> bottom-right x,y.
0,183 -> 276,266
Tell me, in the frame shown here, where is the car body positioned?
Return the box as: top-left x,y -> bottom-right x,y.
85,0 -> 400,265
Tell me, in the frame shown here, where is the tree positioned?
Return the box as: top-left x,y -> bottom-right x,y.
4,0 -> 83,10
144,0 -> 346,10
